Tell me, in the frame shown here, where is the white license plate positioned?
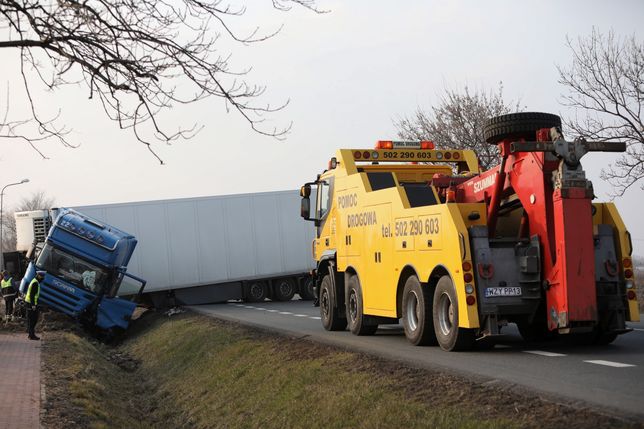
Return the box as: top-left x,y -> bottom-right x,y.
484,287 -> 522,297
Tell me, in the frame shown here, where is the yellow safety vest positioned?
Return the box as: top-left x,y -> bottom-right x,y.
1,278 -> 11,289
25,278 -> 40,305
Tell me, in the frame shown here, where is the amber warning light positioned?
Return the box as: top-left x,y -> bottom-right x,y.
375,140 -> 435,150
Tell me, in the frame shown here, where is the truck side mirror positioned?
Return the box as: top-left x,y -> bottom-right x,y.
300,184 -> 311,198
301,197 -> 311,220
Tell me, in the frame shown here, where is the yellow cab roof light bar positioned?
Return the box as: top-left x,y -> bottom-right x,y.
328,140 -> 481,174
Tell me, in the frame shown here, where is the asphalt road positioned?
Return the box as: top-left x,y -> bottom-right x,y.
188,300 -> 644,419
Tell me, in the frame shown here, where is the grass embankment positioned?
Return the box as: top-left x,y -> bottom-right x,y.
42,312 -> 641,429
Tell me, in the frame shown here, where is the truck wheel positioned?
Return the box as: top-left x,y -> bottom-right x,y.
402,275 -> 437,346
320,275 -> 347,331
483,112 -> 562,144
273,278 -> 296,301
567,327 -> 618,346
299,277 -> 315,300
245,281 -> 267,302
516,319 -> 557,342
594,331 -> 618,345
346,275 -> 377,335
433,276 -> 475,351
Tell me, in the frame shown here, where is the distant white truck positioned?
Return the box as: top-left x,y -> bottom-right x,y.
15,190 -> 316,306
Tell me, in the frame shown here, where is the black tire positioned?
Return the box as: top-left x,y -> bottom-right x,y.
594,331 -> 618,345
299,277 -> 315,300
320,275 -> 347,331
566,328 -> 618,346
483,112 -> 562,144
433,276 -> 475,351
516,318 -> 557,343
346,275 -> 378,336
401,275 -> 437,346
273,278 -> 296,301
244,281 -> 267,302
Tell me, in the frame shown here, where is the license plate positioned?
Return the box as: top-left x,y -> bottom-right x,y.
484,287 -> 522,297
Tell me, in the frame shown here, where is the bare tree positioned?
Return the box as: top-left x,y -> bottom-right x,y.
394,83 -> 523,170
558,29 -> 643,196
0,0 -> 322,163
1,190 -> 55,252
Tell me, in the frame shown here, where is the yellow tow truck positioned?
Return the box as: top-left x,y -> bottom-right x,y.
300,112 -> 639,351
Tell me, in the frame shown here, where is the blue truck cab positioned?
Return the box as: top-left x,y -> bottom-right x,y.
20,208 -> 146,333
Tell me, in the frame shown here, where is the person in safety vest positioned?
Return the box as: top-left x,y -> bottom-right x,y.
25,271 -> 45,340
1,270 -> 17,322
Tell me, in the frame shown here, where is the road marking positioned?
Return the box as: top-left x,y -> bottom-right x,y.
266,309 -> 279,313
523,350 -> 567,357
294,314 -> 308,317
279,311 -> 293,315
633,328 -> 644,332
310,316 -> 321,320
584,360 -> 635,368
253,307 -> 266,310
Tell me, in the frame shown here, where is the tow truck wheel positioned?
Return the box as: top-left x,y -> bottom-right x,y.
594,330 -> 618,345
320,275 -> 347,331
299,277 -> 315,300
273,278 -> 296,301
516,316 -> 557,342
567,327 -> 618,346
433,276 -> 475,351
346,275 -> 378,336
402,275 -> 437,346
483,112 -> 562,144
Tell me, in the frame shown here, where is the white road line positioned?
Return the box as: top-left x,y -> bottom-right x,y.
294,314 -> 308,317
279,311 -> 293,315
242,305 -> 254,309
523,350 -> 567,357
584,360 -> 635,368
310,316 -> 321,320
253,307 -> 266,310
266,309 -> 279,313
633,328 -> 644,332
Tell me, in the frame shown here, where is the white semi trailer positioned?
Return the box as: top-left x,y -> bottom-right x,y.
16,190 -> 316,306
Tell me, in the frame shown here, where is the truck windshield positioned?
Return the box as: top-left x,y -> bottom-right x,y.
36,243 -> 110,295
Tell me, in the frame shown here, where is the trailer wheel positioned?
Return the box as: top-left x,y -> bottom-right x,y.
433,276 -> 475,351
483,112 -> 562,144
402,275 -> 437,346
273,278 -> 296,301
299,277 -> 315,300
346,275 -> 378,335
245,281 -> 267,302
320,275 -> 347,331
